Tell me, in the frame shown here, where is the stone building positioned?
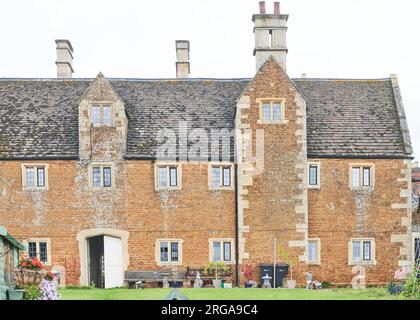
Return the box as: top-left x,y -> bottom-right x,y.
0,2 -> 415,287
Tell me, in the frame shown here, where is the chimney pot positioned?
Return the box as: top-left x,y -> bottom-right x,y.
259,1 -> 266,14
274,2 -> 280,14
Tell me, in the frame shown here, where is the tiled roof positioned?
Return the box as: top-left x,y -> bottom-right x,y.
294,78 -> 412,158
0,77 -> 412,160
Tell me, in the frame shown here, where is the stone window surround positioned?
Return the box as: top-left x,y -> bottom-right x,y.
208,238 -> 235,264
21,163 -> 49,191
348,238 -> 377,266
307,161 -> 321,189
256,98 -> 287,125
154,162 -> 182,191
155,239 -> 183,266
22,238 -> 52,266
208,162 -> 234,191
89,101 -> 115,127
349,163 -> 375,190
307,238 -> 321,265
88,162 -> 115,190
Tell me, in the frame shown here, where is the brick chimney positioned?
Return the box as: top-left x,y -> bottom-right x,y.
252,1 -> 288,72
55,39 -> 74,78
175,40 -> 190,78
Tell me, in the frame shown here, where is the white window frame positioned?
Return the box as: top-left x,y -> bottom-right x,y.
307,238 -> 321,265
348,238 -> 376,265
23,238 -> 51,266
208,163 -> 234,190
155,163 -> 182,190
208,238 -> 235,264
349,164 -> 375,190
89,103 -> 114,127
88,162 -> 114,189
155,239 -> 183,266
21,164 -> 49,190
308,162 -> 321,189
257,98 -> 287,124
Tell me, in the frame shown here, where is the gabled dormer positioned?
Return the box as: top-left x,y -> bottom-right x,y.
78,73 -> 128,161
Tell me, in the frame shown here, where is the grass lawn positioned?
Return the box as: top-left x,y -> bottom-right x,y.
58,287 -> 402,300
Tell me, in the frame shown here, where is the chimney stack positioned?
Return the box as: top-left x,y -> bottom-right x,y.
175,40 -> 190,78
252,2 -> 288,72
55,39 -> 74,78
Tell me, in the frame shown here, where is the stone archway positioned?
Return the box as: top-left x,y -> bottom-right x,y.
76,228 -> 129,286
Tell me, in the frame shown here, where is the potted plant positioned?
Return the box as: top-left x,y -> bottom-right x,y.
14,256 -> 47,286
278,241 -> 297,289
241,264 -> 255,288
7,287 -> 25,300
205,262 -> 227,288
223,276 -> 233,288
388,268 -> 410,295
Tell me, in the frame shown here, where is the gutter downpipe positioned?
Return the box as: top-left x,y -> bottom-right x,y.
235,163 -> 240,288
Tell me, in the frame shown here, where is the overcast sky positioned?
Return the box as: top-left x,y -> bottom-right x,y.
0,0 -> 418,160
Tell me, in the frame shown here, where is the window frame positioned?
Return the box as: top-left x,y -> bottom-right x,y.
21,164 -> 49,190
89,162 -> 115,189
155,239 -> 183,266
308,162 -> 321,189
349,164 -> 375,190
348,238 -> 376,265
412,232 -> 420,264
307,238 -> 321,265
208,163 -> 234,190
155,163 -> 182,190
23,238 -> 51,266
89,103 -> 114,127
208,238 -> 234,264
257,98 -> 287,124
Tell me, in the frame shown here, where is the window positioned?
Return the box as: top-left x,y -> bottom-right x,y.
349,238 -> 375,265
156,165 -> 181,190
25,239 -> 51,265
156,239 -> 183,265
209,239 -> 234,263
308,239 -> 320,264
351,165 -> 373,188
209,164 -> 233,189
90,104 -> 113,126
22,164 -> 48,190
308,162 -> 320,188
90,164 -> 113,189
259,100 -> 285,123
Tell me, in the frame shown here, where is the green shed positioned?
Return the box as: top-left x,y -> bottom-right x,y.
0,226 -> 26,300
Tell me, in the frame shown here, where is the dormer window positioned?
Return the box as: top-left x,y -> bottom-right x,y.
91,104 -> 112,126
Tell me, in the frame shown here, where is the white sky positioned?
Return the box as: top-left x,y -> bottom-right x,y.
0,0 -> 418,160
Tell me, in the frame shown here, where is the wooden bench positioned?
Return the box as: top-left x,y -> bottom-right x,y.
124,270 -> 187,289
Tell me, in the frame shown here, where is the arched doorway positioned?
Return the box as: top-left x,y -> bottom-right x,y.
77,228 -> 129,288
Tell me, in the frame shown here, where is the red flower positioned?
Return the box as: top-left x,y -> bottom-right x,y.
21,262 -> 27,267
31,260 -> 37,266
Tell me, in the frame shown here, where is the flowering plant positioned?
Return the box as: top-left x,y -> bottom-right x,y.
394,268 -> 411,281
18,256 -> 45,271
39,279 -> 60,300
44,270 -> 55,281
